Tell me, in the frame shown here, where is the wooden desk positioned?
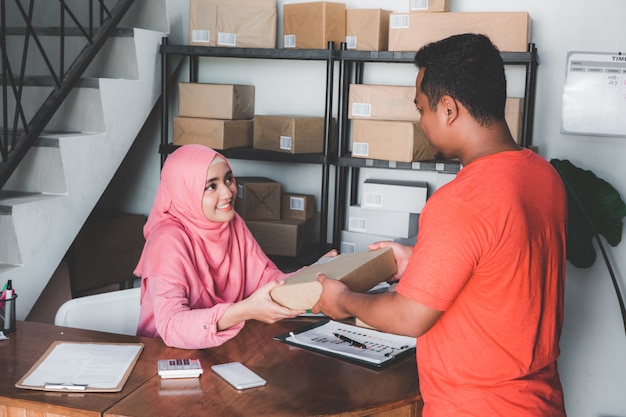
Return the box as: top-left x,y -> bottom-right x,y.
0,321 -> 163,417
2,319 -> 422,417
105,318 -> 422,417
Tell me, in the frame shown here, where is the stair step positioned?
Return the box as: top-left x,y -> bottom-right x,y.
1,84 -> 105,133
2,136 -> 67,194
0,191 -> 61,211
1,76 -> 100,88
4,27 -> 134,37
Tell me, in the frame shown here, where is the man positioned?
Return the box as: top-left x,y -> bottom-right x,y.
312,33 -> 567,416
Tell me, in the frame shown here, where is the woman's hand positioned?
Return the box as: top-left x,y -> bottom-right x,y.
241,280 -> 305,324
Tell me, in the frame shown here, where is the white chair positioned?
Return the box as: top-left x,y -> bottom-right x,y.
54,287 -> 141,336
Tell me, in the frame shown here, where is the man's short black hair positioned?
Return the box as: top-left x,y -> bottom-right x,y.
414,33 -> 507,126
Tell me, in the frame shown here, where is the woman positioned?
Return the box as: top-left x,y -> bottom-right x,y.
134,144 -> 306,349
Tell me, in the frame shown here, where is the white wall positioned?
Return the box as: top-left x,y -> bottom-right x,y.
98,1 -> 626,415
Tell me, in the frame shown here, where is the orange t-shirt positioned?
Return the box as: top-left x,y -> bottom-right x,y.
397,149 -> 567,416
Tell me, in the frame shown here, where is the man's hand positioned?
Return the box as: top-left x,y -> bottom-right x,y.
310,273 -> 352,319
368,241 -> 413,282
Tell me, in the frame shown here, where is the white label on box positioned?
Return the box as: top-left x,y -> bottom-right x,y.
352,142 -> 369,157
237,184 -> 244,199
363,192 -> 383,208
289,196 -> 305,211
280,136 -> 293,150
410,0 -> 428,10
390,14 -> 410,29
435,162 -> 445,171
284,35 -> 296,48
218,32 -> 237,46
346,36 -> 357,49
348,216 -> 367,232
192,29 -> 210,43
351,103 -> 372,117
340,242 -> 357,254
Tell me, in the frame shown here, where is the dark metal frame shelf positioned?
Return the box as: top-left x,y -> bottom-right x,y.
159,40 -> 538,259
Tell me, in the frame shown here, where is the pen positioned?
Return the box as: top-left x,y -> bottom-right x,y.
333,333 -> 367,349
3,280 -> 12,331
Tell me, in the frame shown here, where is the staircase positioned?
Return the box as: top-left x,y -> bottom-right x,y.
0,0 -> 187,320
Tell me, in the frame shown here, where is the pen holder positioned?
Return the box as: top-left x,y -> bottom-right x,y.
1,294 -> 17,333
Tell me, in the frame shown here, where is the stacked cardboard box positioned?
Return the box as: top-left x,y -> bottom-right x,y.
236,177 -> 317,257
348,84 -> 433,163
189,0 -> 277,48
253,115 -> 327,154
345,9 -> 391,51
388,11 -> 531,53
173,83 -> 254,150
283,2 -> 345,49
340,179 -> 427,254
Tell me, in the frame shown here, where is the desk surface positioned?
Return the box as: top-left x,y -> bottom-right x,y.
2,319 -> 422,417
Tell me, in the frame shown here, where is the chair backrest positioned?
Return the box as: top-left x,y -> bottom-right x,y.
54,287 -> 141,336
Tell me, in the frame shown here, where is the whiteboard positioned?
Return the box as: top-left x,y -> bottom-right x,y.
561,51 -> 626,137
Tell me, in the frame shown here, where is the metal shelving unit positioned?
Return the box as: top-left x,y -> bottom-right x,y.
159,39 -> 338,261
332,44 -> 539,248
159,39 -> 539,261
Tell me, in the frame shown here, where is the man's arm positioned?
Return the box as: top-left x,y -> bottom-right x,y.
311,273 -> 442,338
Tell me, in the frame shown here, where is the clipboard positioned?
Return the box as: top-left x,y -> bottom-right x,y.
16,341 -> 144,392
274,319 -> 416,369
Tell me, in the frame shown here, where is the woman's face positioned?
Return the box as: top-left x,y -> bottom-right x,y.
202,160 -> 237,223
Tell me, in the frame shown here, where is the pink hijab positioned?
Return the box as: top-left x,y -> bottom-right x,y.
134,145 -> 283,347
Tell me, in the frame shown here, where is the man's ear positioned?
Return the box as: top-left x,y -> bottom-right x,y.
440,95 -> 458,123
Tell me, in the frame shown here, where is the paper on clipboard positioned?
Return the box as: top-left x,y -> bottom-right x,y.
16,341 -> 144,392
275,319 -> 416,368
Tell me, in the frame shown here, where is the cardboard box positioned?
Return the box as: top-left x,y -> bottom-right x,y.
173,117 -> 252,150
347,205 -> 418,238
246,218 -> 316,257
253,115 -> 326,154
409,0 -> 450,12
189,0 -> 277,48
235,177 -> 281,220
505,97 -> 523,143
389,12 -> 531,53
282,193 -> 316,220
361,179 -> 428,213
340,230 -> 396,254
270,248 -> 397,310
283,2 -> 345,49
351,119 -> 434,163
178,83 -> 255,120
348,84 -> 418,122
345,9 -> 390,51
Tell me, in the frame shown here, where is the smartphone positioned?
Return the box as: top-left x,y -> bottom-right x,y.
211,362 -> 267,390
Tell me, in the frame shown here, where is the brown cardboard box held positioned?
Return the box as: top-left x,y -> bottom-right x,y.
189,0 -> 277,48
253,115 -> 326,154
270,248 -> 397,310
348,84 -> 418,122
173,117 -> 252,150
351,119 -> 434,163
345,9 -> 390,51
389,12 -> 530,53
246,218 -> 316,257
282,193 -> 316,220
409,0 -> 450,12
235,177 -> 281,220
283,2 -> 345,49
178,83 -> 254,120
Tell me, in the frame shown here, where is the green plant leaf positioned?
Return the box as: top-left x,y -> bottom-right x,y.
550,159 -> 626,268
